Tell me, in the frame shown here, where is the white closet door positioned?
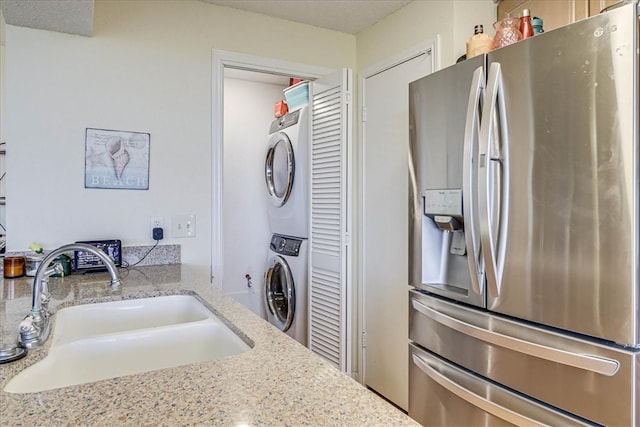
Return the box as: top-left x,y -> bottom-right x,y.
309,69 -> 352,373
362,47 -> 435,410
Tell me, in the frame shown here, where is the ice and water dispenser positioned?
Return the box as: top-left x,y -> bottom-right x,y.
412,187 -> 480,305
423,189 -> 465,255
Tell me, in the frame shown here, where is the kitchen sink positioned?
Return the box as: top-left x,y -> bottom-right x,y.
50,294 -> 215,345
4,294 -> 251,394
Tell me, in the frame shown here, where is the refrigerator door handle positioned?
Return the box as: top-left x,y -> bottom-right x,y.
477,62 -> 510,298
462,66 -> 485,296
412,298 -> 620,376
411,352 -> 548,427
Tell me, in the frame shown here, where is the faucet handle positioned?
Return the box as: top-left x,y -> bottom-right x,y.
18,310 -> 50,349
18,315 -> 41,346
43,264 -> 64,279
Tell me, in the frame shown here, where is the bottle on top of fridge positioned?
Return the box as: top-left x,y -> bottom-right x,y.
466,25 -> 493,58
532,16 -> 544,34
520,9 -> 534,39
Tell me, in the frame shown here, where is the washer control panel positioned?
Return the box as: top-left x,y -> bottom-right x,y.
270,234 -> 303,257
269,109 -> 300,133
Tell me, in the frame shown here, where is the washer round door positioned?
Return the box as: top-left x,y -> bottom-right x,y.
265,132 -> 295,207
265,255 -> 296,332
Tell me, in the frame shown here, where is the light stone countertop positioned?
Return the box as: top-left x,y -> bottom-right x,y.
0,264 -> 418,426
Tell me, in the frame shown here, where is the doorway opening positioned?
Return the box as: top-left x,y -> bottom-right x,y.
211,50 -> 331,315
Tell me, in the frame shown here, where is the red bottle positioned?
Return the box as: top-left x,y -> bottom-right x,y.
520,9 -> 534,39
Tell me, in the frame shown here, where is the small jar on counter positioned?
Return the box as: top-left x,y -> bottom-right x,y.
3,256 -> 25,278
25,254 -> 44,277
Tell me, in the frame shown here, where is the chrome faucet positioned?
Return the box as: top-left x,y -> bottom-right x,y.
18,243 -> 121,349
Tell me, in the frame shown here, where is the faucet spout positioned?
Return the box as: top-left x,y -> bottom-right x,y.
20,243 -> 122,348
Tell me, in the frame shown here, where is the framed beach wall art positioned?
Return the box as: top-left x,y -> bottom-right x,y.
85,128 -> 150,190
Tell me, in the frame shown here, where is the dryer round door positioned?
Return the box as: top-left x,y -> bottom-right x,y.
265,132 -> 295,207
265,255 -> 296,332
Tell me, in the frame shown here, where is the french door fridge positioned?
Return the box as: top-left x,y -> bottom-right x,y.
408,2 -> 639,425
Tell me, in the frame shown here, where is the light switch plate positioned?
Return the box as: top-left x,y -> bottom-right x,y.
172,214 -> 196,238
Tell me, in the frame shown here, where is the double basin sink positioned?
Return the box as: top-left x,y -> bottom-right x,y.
4,294 -> 251,394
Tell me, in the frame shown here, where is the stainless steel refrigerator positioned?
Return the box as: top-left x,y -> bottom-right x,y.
408,2 -> 639,425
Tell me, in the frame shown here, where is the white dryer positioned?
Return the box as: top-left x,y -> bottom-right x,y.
264,233 -> 307,345
264,106 -> 309,238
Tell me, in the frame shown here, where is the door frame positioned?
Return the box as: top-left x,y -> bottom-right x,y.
357,38 -> 439,385
211,49 -> 332,287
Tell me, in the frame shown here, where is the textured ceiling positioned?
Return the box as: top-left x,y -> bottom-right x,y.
0,0 -> 93,36
202,0 -> 413,34
0,0 -> 412,38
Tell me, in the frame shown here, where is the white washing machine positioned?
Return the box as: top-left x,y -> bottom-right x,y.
264,106 -> 309,239
264,233 -> 308,345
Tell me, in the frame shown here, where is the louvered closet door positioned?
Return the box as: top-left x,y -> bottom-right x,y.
309,69 -> 352,372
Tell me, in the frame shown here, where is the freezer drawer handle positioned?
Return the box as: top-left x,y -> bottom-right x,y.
412,298 -> 620,376
411,352 -> 548,427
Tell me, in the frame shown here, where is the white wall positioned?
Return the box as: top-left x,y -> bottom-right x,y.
357,0 -> 496,71
1,11 -> 5,236
1,10 -> 4,143
4,0 -> 355,266
223,73 -> 287,317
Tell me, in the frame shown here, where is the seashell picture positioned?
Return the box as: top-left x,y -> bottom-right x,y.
85,128 -> 150,190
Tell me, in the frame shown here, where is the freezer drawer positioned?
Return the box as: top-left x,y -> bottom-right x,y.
409,290 -> 639,426
409,343 -> 592,426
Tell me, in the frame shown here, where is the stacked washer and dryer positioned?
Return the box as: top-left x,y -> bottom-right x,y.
263,105 -> 309,346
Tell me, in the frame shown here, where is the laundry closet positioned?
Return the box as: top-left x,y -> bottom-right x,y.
222,69 -> 309,346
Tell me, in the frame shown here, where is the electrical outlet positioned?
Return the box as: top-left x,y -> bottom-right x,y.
172,214 -> 196,238
150,216 -> 164,229
150,216 -> 164,240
